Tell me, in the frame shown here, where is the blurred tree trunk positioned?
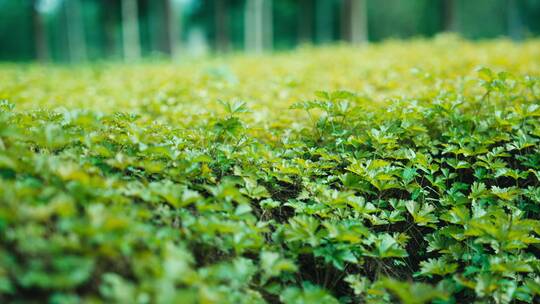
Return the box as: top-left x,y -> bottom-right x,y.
172,0 -> 183,58
507,0 -> 523,40
341,0 -> 367,44
245,0 -> 272,53
65,0 -> 87,62
262,0 -> 272,50
121,0 -> 141,61
161,0 -> 178,57
245,0 -> 257,52
316,0 -> 334,44
298,0 -> 314,44
441,0 -> 458,32
32,0 -> 49,62
101,0 -> 118,59
215,0 -> 230,53
340,0 -> 351,41
350,0 -> 367,44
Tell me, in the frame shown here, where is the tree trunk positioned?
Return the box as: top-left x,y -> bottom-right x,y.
441,0 -> 457,32
65,0 -> 87,62
262,0 -> 272,50
162,0 -> 178,57
121,0 -> 141,61
350,0 -> 368,44
245,0 -> 261,53
32,0 -> 49,62
340,0 -> 351,41
341,0 -> 367,44
215,0 -> 230,53
245,0 -> 272,53
101,0 -> 118,59
298,0 -> 314,44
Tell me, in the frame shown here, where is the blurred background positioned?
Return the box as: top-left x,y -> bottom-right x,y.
0,0 -> 539,63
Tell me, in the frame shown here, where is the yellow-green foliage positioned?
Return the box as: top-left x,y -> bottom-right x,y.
1,36 -> 540,303
2,36 -> 539,120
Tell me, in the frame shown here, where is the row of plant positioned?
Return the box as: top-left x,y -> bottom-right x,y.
1,37 -> 540,303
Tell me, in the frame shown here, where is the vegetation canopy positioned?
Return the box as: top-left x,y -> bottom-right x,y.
1,37 -> 540,303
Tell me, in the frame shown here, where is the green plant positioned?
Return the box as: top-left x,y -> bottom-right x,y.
1,37 -> 540,303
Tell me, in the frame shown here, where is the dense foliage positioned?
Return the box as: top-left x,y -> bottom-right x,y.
1,37 -> 540,303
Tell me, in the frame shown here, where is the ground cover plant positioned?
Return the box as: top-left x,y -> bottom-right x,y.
1,36 -> 540,303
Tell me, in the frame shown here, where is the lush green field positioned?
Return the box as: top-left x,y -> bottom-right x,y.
1,36 -> 540,303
